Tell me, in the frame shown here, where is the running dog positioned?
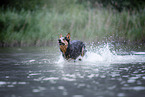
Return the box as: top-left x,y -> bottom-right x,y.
58,33 -> 87,61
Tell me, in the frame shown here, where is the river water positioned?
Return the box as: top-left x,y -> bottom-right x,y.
0,43 -> 145,97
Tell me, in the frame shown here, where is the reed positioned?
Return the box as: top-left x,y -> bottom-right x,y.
0,4 -> 144,46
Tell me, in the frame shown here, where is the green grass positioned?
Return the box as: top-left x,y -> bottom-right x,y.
0,4 -> 144,47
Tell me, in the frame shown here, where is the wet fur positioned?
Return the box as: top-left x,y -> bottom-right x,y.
58,33 -> 86,61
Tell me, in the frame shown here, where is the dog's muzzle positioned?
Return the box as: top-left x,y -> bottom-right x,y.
58,39 -> 65,45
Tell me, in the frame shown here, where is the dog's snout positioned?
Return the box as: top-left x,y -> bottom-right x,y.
58,39 -> 61,43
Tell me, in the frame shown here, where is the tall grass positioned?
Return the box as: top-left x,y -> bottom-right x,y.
0,4 -> 144,46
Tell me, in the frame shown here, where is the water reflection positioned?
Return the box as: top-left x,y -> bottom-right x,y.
0,46 -> 145,97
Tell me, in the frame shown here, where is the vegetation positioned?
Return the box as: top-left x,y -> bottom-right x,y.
0,0 -> 144,47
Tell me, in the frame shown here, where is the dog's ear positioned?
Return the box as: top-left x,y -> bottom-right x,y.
59,34 -> 62,38
66,33 -> 70,40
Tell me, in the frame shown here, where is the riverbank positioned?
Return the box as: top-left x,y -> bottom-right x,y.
0,4 -> 144,47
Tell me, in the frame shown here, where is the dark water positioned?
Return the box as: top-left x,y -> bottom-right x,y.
0,44 -> 145,97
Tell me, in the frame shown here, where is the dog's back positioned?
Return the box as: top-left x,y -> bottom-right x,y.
65,40 -> 86,59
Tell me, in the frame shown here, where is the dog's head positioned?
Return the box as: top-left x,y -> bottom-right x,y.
58,33 -> 70,55
58,33 -> 70,46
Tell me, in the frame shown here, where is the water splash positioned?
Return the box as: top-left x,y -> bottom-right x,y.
56,43 -> 145,65
83,43 -> 115,63
56,55 -> 65,64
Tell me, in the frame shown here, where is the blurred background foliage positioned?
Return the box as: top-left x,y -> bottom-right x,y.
1,0 -> 144,12
78,0 -> 145,12
0,0 -> 145,47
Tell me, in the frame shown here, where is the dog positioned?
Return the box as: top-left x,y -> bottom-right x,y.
58,33 -> 87,61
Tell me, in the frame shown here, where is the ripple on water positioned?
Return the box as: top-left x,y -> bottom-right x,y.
61,74 -> 76,82
108,85 -> 116,90
57,86 -> 68,96
117,93 -> 126,97
0,81 -> 6,86
29,60 -> 35,62
43,77 -> 59,81
62,77 -> 76,82
127,76 -> 140,84
142,76 -> 145,79
0,81 -> 27,88
121,86 -> 145,91
72,95 -> 84,97
127,79 -> 136,83
29,73 -> 41,76
32,87 -> 46,93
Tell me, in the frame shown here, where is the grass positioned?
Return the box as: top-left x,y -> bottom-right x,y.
0,4 -> 144,47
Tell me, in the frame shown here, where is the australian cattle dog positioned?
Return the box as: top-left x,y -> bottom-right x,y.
58,33 -> 87,61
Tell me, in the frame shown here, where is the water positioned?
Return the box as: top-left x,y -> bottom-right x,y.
0,43 -> 145,97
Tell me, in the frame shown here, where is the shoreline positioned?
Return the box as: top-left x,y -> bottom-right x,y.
0,40 -> 144,47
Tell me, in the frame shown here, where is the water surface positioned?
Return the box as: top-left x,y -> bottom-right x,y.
0,44 -> 145,97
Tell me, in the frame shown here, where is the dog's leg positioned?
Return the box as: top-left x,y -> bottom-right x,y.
81,46 -> 87,57
81,47 -> 84,57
